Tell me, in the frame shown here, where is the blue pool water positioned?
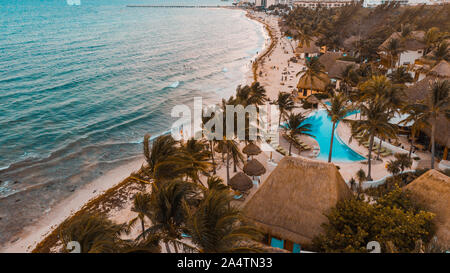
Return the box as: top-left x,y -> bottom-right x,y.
304,109 -> 365,162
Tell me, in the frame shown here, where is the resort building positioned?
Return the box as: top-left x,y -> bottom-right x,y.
404,170 -> 450,248
363,0 -> 446,7
317,52 -> 358,89
406,60 -> 450,162
293,0 -> 358,8
295,39 -> 321,59
378,31 -> 426,68
243,157 -> 353,252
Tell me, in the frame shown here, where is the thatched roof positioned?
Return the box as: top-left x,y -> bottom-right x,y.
405,76 -> 450,147
243,158 -> 266,176
328,60 -> 357,79
306,95 -> 319,104
229,172 -> 253,192
379,31 -> 426,51
295,38 -> 320,54
429,60 -> 450,78
404,170 -> 450,248
242,143 -> 261,156
343,35 -> 359,50
297,73 -> 330,91
243,156 -> 352,246
318,52 -> 344,72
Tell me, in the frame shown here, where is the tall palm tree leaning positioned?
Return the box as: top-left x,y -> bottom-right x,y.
283,112 -> 314,156
350,99 -> 397,181
129,192 -> 152,239
415,80 -> 449,169
274,91 -> 296,127
323,94 -> 349,162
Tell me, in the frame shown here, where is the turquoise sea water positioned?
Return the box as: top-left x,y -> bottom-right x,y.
0,0 -> 265,243
304,109 -> 365,162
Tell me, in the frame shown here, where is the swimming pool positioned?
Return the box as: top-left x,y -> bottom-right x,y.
303,109 -> 365,162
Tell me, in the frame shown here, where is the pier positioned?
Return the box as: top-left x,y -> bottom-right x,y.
126,5 -> 237,8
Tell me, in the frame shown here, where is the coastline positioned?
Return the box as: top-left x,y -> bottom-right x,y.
0,9 -> 271,253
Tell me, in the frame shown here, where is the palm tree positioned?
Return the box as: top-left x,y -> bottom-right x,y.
355,168 -> 366,195
401,103 -> 428,159
154,138 -> 212,183
350,100 -> 397,180
274,92 -> 296,127
296,58 -> 326,95
359,76 -> 402,160
415,80 -> 449,169
339,64 -> 359,96
129,192 -> 152,239
382,38 -> 404,68
323,94 -> 349,162
143,134 -> 178,177
386,159 -> 401,179
388,67 -> 414,84
144,180 -> 198,253
186,189 -> 263,253
283,112 -> 313,156
59,213 -> 128,253
431,41 -> 449,62
202,113 -> 217,175
248,82 -> 268,107
218,138 -> 242,185
394,153 -> 412,173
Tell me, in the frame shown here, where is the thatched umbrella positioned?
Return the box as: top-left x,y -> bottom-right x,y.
229,172 -> 253,192
243,156 -> 352,246
306,95 -> 319,108
242,142 -> 261,159
243,158 -> 266,177
404,169 -> 450,248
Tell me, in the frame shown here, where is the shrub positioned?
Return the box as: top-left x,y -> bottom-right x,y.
312,187 -> 435,253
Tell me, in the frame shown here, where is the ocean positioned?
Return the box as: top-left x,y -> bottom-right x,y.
0,0 -> 265,244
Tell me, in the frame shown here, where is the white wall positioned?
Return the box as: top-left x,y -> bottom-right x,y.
399,50 -> 423,66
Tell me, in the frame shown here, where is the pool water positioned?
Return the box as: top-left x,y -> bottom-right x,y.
303,110 -> 365,162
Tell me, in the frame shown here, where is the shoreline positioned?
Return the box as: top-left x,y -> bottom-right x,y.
0,9 -> 270,253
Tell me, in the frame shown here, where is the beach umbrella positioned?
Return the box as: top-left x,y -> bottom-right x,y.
242,142 -> 262,157
229,172 -> 253,192
243,158 -> 266,177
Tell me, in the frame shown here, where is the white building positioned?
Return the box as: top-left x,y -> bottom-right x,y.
363,0 -> 447,7
293,0 -> 359,8
255,0 -> 293,7
378,31 -> 426,67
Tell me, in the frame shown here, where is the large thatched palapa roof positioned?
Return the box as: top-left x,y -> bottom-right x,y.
243,156 -> 352,246
404,170 -> 450,248
378,31 -> 426,51
295,38 -> 320,54
229,172 -> 253,192
328,60 -> 358,79
297,73 -> 330,91
318,52 -> 343,72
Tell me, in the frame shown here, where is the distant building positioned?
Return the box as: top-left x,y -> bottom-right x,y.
293,0 -> 358,8
255,0 -> 294,8
363,0 -> 446,7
